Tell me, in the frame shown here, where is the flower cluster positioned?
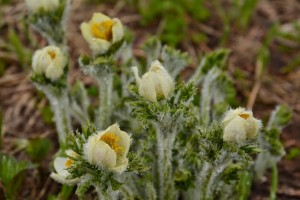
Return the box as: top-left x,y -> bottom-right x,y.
26,6 -> 273,199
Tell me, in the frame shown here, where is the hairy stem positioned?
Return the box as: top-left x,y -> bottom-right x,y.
270,164 -> 278,200
96,73 -> 113,129
155,123 -> 177,200
205,152 -> 229,198
35,84 -> 71,148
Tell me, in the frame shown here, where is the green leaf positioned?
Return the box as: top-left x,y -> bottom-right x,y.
0,154 -> 35,186
76,180 -> 91,196
57,185 -> 74,200
0,153 -> 36,199
110,178 -> 123,191
189,49 -> 230,85
41,105 -> 54,124
25,138 -> 52,162
8,29 -> 31,69
161,45 -> 189,78
174,168 -> 195,191
267,104 -> 292,131
127,153 -> 150,173
285,147 -> 300,160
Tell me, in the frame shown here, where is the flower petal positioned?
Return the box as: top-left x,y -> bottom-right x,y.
84,135 -> 117,168
222,107 -> 246,126
111,158 -> 128,173
112,18 -> 124,43
244,117 -> 262,139
139,73 -> 157,102
45,63 -> 64,80
54,157 -> 69,177
91,13 -> 111,23
50,172 -> 77,185
80,22 -> 94,44
223,117 -> 246,143
89,38 -> 112,55
156,71 -> 174,99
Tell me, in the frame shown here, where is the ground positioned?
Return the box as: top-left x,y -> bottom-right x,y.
0,0 -> 299,199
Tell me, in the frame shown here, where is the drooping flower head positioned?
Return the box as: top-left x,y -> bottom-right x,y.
222,107 -> 262,143
132,60 -> 174,102
80,13 -> 124,55
32,45 -> 67,81
25,0 -> 59,13
84,123 -> 131,173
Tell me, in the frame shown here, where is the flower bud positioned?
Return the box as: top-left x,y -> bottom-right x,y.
25,0 -> 59,13
32,45 -> 67,81
80,13 -> 124,55
132,60 -> 174,102
84,123 -> 131,173
222,107 -> 262,143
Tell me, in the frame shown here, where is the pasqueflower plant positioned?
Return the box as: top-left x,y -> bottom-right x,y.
26,2 -> 291,200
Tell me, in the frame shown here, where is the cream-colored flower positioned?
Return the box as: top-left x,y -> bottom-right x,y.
50,150 -> 78,185
84,123 -> 131,173
25,0 -> 59,12
132,60 -> 174,102
80,13 -> 124,55
32,45 -> 67,80
222,107 -> 262,143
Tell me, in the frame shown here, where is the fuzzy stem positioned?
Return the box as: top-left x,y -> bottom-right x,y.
146,182 -> 157,200
96,72 -> 113,129
270,164 -> 278,200
120,186 -> 134,200
96,187 -> 118,200
34,84 -> 71,148
203,152 -> 229,199
200,163 -> 214,199
154,123 -> 177,200
239,171 -> 253,200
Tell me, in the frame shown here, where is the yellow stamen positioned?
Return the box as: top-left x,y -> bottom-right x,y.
239,113 -> 250,119
48,50 -> 56,59
90,20 -> 114,41
65,159 -> 73,168
100,132 -> 123,154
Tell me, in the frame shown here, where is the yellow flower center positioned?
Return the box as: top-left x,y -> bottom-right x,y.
90,20 -> 114,41
64,159 -> 73,168
48,50 -> 56,59
100,132 -> 123,154
239,113 -> 250,119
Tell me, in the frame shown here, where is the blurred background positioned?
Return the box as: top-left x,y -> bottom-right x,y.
0,0 -> 299,199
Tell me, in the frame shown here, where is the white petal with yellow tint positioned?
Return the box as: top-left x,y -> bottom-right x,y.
112,19 -> 124,43
54,157 -> 69,177
222,107 -> 246,126
156,71 -> 174,98
112,158 -> 129,173
139,73 -> 157,102
91,13 -> 111,23
244,117 -> 262,139
90,38 -> 112,55
45,63 -> 64,80
80,22 -> 94,43
84,134 -> 117,168
223,117 -> 247,143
